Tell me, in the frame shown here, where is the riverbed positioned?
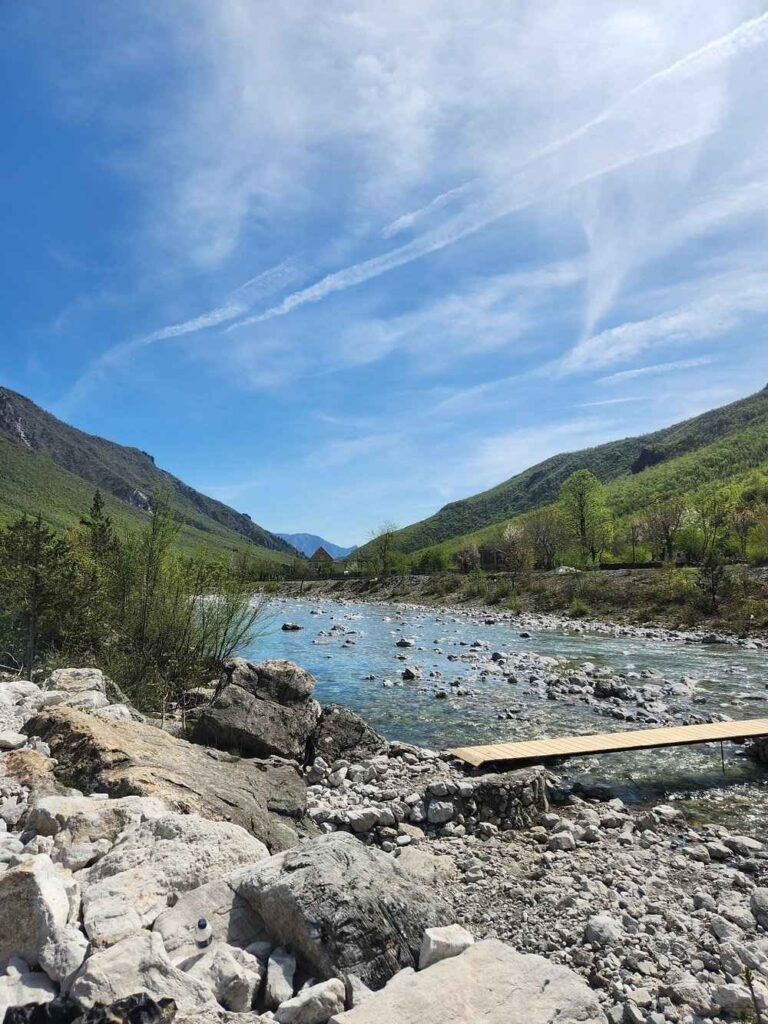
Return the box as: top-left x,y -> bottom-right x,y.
244,596 -> 768,827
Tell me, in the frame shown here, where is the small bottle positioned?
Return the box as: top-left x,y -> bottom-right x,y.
195,917 -> 213,949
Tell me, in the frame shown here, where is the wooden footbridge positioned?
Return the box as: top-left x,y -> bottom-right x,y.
451,718 -> 768,769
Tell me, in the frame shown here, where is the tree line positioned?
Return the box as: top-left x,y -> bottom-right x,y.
408,469 -> 768,578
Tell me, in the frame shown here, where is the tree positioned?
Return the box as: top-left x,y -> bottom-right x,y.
498,524 -> 534,581
693,486 -> 734,564
80,489 -> 116,560
643,498 -> 685,562
696,551 -> 731,613
455,541 -> 480,573
416,548 -> 449,573
523,508 -> 566,570
0,515 -> 81,671
558,470 -> 611,564
368,522 -> 400,576
628,519 -> 644,565
732,506 -> 757,561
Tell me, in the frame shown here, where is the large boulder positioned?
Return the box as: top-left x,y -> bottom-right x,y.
42,669 -> 109,710
193,660 -> 320,763
237,832 -> 451,989
308,706 -> 388,764
69,932 -> 216,1014
25,794 -> 169,843
225,660 -> 316,705
25,706 -> 309,852
329,939 -> 606,1024
194,686 -> 320,763
80,813 -> 269,947
0,856 -> 72,967
45,668 -> 107,696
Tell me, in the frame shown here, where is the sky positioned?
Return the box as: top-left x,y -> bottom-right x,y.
2,2 -> 768,546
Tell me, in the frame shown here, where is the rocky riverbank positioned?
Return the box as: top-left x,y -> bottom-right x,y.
271,575 -> 768,645
1,660 -> 768,1024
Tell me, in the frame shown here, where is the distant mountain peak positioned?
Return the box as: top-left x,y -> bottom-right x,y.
277,532 -> 357,559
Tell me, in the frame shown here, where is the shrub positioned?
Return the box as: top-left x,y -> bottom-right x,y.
567,597 -> 590,618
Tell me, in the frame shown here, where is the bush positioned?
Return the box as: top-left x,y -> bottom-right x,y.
0,493 -> 270,710
567,597 -> 590,618
462,567 -> 488,599
488,581 -> 514,604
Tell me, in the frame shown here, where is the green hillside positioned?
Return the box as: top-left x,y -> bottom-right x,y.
370,386 -> 768,558
0,388 -> 296,562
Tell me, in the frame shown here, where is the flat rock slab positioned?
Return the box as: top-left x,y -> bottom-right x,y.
25,706 -> 309,852
330,939 -> 607,1024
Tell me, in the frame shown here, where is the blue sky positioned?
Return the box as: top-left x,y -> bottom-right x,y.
3,2 -> 768,545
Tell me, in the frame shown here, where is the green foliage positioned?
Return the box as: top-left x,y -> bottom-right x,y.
0,492 -> 269,709
0,515 -> 95,671
567,597 -> 590,618
364,386 -> 768,556
558,470 -> 611,564
462,566 -> 488,599
0,389 -> 294,564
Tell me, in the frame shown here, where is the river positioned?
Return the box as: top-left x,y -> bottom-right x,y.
243,595 -> 768,829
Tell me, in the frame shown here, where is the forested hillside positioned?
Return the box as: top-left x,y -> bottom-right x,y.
369,386 -> 768,558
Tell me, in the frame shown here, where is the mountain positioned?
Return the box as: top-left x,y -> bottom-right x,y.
277,532 -> 357,559
0,387 -> 297,560
369,386 -> 768,556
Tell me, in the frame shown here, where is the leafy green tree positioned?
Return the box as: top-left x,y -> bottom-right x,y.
643,498 -> 685,561
368,522 -> 400,576
523,507 -> 566,570
0,515 -> 81,671
558,470 -> 611,564
693,486 -> 734,563
416,548 -> 449,573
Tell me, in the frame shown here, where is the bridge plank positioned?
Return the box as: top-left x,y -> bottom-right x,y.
451,718 -> 768,768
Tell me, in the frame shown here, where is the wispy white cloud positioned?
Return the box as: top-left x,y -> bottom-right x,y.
61,262 -> 298,411
219,7 -> 768,333
578,396 -> 649,407
561,266 -> 768,374
597,357 -> 715,384
380,182 -> 476,239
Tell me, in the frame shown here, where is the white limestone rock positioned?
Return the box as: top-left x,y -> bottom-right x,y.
69,931 -> 217,1013
38,924 -> 89,988
265,948 -> 297,1011
418,925 -> 474,970
583,914 -> 623,947
0,732 -> 27,751
44,668 -> 107,696
153,870 -> 263,960
328,940 -> 605,1024
26,794 -> 168,841
181,943 -> 263,1013
0,855 -> 71,967
276,978 -> 346,1024
80,813 -> 269,946
0,970 -> 57,1021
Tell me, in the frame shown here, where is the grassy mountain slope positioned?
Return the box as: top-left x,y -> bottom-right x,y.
376,387 -> 768,557
0,387 -> 296,561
